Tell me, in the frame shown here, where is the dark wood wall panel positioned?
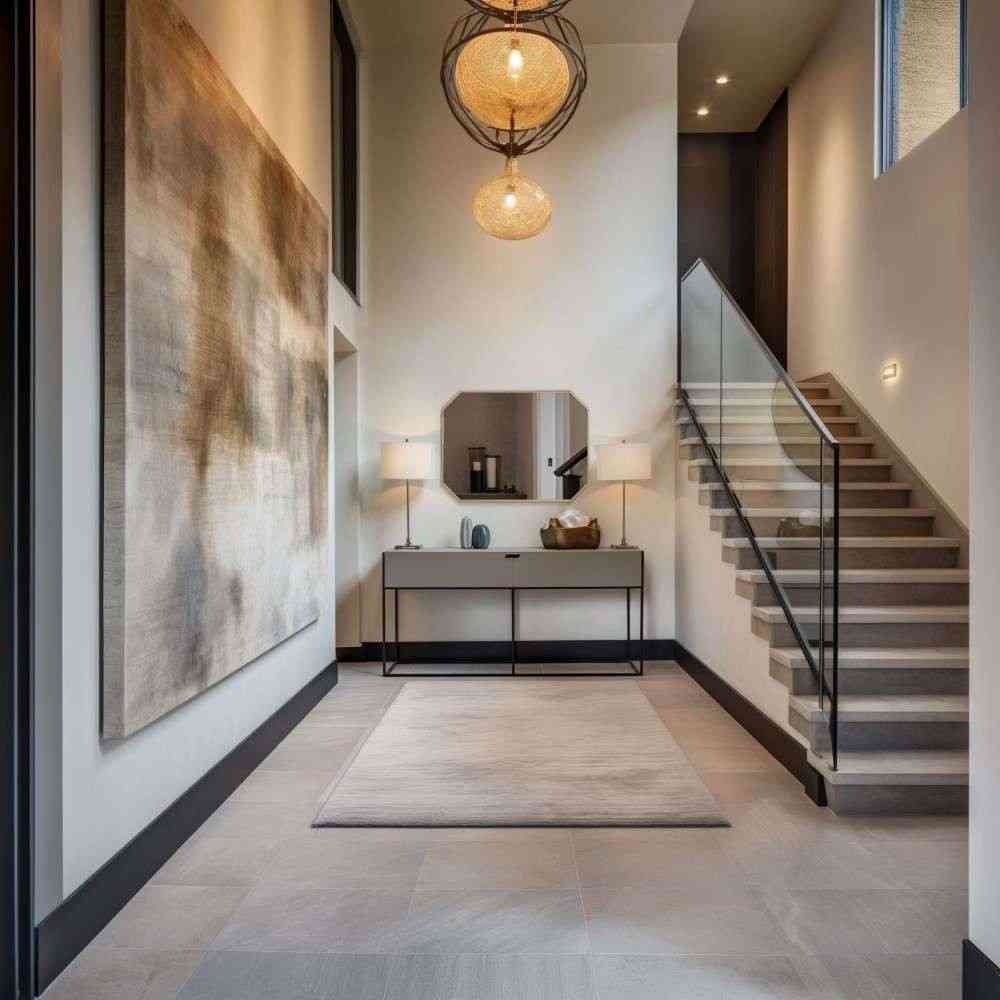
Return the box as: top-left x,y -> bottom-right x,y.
679,92 -> 789,367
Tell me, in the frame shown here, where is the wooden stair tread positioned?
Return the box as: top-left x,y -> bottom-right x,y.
689,458 -> 891,467
809,750 -> 969,785
713,507 -> 935,518
791,693 -> 969,722
677,397 -> 845,408
737,568 -> 968,583
681,437 -> 874,446
772,647 -> 969,669
680,381 -> 832,390
722,536 -> 960,549
752,605 -> 969,624
677,416 -> 857,426
701,481 -> 911,491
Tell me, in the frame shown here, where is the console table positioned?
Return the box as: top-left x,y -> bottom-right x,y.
381,548 -> 644,677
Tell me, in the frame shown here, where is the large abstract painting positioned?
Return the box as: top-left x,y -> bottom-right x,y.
103,0 -> 330,738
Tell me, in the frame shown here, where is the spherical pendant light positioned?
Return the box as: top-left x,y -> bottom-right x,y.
442,12 -> 587,159
455,28 -> 570,131
473,158 -> 552,240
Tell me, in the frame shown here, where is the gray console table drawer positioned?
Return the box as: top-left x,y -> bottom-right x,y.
513,550 -> 642,589
384,551 -> 514,589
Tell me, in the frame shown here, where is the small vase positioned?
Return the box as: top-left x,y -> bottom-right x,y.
460,517 -> 473,549
471,525 -> 491,550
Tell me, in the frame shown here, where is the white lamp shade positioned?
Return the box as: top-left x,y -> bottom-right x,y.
597,442 -> 652,482
381,441 -> 435,481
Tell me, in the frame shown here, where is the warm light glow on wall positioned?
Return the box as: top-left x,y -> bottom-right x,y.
881,361 -> 900,383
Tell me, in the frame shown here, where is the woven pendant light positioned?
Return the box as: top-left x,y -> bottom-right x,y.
465,0 -> 573,17
473,158 -> 552,240
455,28 -> 570,131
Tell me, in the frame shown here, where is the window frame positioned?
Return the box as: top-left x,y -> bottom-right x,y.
878,0 -> 968,175
330,0 -> 359,300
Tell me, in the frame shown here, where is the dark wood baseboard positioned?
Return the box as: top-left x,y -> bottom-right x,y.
965,939 -> 1000,999
34,663 -> 338,995
674,642 -> 827,806
338,639 -> 679,664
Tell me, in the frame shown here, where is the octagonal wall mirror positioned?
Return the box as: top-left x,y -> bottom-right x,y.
442,391 -> 589,501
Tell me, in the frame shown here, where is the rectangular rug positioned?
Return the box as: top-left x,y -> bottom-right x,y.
313,681 -> 728,827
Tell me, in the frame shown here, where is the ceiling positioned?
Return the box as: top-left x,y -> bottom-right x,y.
355,0 -> 697,50
679,0 -> 840,133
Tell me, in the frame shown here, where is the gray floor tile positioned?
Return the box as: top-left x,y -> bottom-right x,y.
701,769 -> 808,805
153,836 -> 280,887
262,829 -> 428,888
41,947 -> 201,1000
229,769 -> 333,806
260,725 -> 370,772
178,951 -> 392,1000
210,884 -> 413,953
94,885 -> 250,951
593,955 -> 815,999
194,799 -> 318,841
583,885 -> 795,957
571,828 -> 741,891
666,718 -> 764,749
683,744 -> 787,774
398,890 -> 590,954
759,889 -> 968,957
385,955 -> 597,1000
417,832 -> 577,890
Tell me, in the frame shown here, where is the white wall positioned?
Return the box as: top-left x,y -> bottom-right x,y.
56,0 -> 345,901
360,42 -> 678,645
787,0 -> 969,523
968,0 -> 1000,970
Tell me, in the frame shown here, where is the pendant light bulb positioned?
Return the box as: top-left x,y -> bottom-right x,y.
503,186 -> 518,210
507,39 -> 525,79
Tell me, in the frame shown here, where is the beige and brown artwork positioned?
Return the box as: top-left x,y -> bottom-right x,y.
102,0 -> 329,738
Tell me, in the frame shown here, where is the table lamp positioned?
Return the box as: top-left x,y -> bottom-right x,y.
381,440 -> 435,550
597,441 -> 652,550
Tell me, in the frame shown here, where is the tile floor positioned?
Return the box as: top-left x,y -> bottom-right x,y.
42,662 -> 968,999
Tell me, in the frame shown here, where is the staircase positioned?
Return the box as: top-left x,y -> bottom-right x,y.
676,378 -> 969,814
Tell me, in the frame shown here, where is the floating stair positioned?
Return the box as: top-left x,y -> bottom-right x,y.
677,377 -> 969,814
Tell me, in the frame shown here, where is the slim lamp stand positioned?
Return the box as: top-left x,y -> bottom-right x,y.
395,479 -> 422,550
612,480 -> 638,550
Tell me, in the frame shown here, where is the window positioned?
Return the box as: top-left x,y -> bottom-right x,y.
879,0 -> 967,173
331,1 -> 359,297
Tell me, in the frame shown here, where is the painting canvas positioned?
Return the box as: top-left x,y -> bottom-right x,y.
103,0 -> 330,738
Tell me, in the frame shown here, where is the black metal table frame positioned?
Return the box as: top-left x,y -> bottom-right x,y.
381,566 -> 645,679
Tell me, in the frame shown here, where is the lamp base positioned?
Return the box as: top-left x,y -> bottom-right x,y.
611,543 -> 639,550
394,543 -> 423,550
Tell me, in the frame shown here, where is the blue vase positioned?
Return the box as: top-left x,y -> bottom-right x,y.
471,525 -> 491,550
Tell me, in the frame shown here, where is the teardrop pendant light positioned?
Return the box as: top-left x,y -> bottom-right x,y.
473,158 -> 552,241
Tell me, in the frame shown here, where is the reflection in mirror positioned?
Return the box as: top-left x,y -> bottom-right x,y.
442,392 -> 589,501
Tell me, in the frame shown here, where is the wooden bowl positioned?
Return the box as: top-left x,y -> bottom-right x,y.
540,518 -> 601,550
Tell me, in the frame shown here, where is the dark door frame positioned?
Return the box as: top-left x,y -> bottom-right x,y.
1,0 -> 36,997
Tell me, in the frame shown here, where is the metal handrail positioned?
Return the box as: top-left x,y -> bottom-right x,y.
680,258 -> 838,450
679,259 -> 840,771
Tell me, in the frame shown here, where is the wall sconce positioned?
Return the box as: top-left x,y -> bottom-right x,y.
881,361 -> 900,383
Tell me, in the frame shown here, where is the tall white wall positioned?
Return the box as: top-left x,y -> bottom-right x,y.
787,0 -> 969,523
360,42 -> 679,646
55,0 -> 350,903
968,0 -> 1000,971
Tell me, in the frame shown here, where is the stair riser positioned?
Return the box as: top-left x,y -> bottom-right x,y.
679,402 -> 846,419
771,661 -> 969,697
679,421 -> 860,441
704,488 -> 912,510
792,712 -> 968,752
682,443 -> 874,462
824,784 -> 968,816
692,464 -> 892,484
738,580 -> 969,607
754,618 -> 969,649
727,547 -> 961,570
713,514 -> 935,537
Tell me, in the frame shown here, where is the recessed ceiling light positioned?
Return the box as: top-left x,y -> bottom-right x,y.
715,75 -> 729,85
696,106 -> 710,117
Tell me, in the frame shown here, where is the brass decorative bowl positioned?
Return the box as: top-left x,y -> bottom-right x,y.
540,518 -> 601,550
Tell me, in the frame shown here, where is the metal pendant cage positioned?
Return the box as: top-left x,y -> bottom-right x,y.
463,0 -> 575,22
441,11 -> 587,159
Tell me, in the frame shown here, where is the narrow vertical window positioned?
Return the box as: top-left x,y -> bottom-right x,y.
331,1 -> 359,297
880,0 -> 966,173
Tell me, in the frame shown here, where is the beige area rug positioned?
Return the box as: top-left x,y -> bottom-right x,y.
313,681 -> 728,827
